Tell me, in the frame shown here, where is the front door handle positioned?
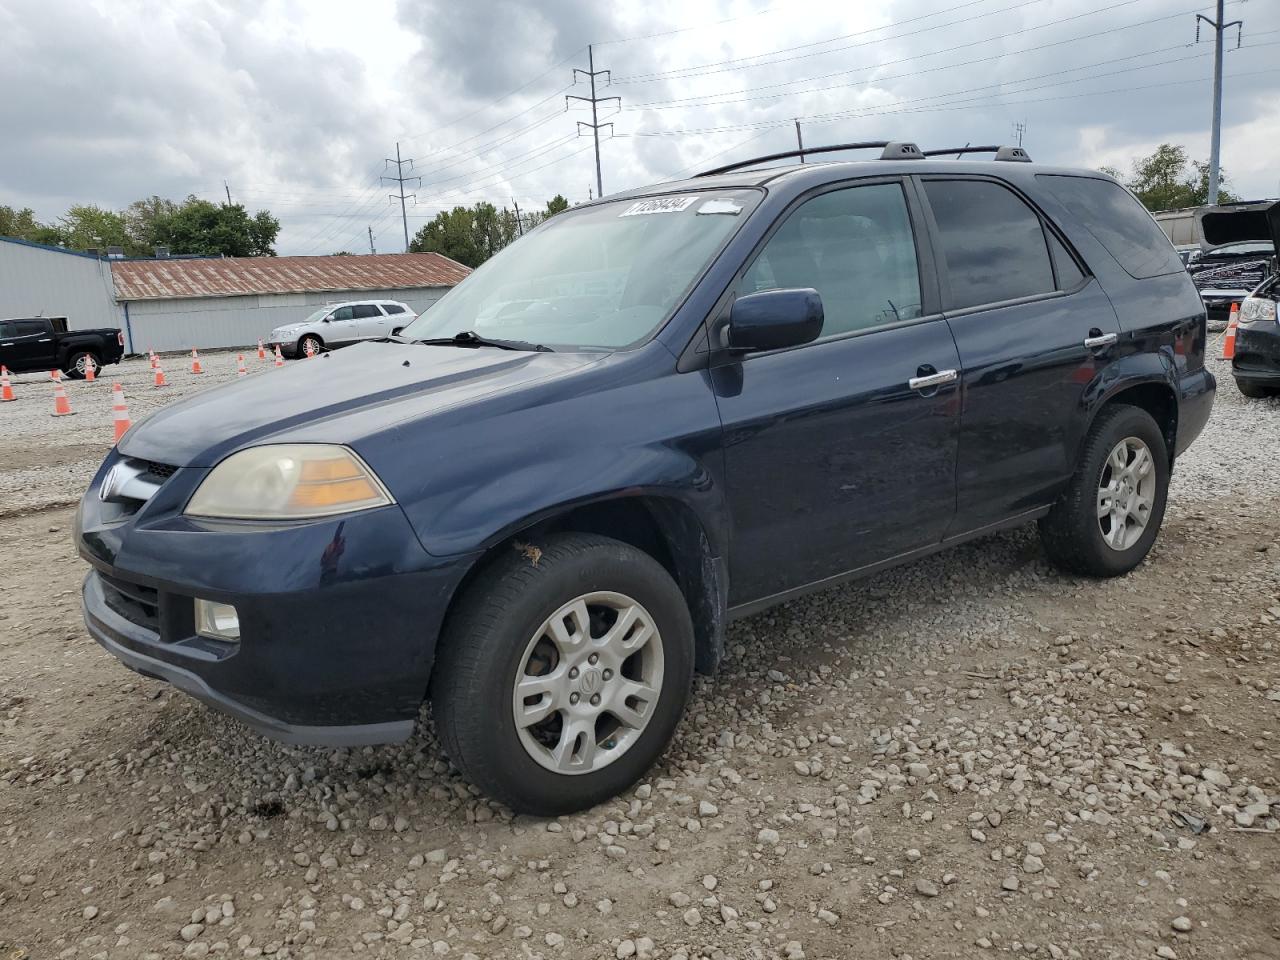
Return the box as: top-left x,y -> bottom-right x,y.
908,368 -> 958,391
1084,332 -> 1117,349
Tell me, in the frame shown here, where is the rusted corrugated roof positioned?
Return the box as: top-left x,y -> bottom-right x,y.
110,253 -> 471,301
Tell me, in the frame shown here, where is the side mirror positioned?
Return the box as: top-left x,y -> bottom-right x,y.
323,316 -> 333,323
727,288 -> 823,353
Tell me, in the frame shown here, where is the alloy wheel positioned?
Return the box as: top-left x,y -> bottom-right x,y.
512,591 -> 664,775
1096,436 -> 1156,551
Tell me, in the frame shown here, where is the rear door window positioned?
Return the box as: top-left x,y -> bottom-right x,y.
922,179 -> 1056,310
351,305 -> 382,319
382,304 -> 407,315
1037,175 -> 1183,279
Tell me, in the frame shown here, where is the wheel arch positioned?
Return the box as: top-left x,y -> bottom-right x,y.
1089,377 -> 1179,465
439,493 -> 728,678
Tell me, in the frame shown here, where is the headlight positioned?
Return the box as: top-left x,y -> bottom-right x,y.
185,444 -> 394,520
1240,296 -> 1277,324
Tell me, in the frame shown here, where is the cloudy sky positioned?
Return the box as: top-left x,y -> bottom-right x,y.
2,0 -> 1278,256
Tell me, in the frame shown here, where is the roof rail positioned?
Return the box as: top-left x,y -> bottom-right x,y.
697,141 -> 924,177
921,145 -> 1032,162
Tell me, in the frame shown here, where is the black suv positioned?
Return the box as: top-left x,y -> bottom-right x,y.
76,142 -> 1214,814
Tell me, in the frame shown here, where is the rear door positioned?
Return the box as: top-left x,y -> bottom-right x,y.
350,304 -> 385,340
917,176 -> 1120,532
713,178 -> 961,605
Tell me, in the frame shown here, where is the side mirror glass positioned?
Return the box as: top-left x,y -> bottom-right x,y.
727,288 -> 823,352
323,315 -> 333,323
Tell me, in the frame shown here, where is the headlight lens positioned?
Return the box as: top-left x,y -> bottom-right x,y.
1240,295 -> 1277,324
185,444 -> 393,520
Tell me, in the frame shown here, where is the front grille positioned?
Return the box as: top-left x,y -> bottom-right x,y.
99,572 -> 160,634
139,460 -> 178,480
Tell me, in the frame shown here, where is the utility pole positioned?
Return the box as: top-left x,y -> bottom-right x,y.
223,180 -> 233,205
382,142 -> 421,252
795,120 -> 805,163
1012,121 -> 1027,147
1196,1 -> 1243,206
512,198 -> 524,237
367,225 -> 376,255
567,45 -> 620,199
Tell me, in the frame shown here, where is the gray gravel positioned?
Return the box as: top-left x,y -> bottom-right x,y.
2,327 -> 1278,958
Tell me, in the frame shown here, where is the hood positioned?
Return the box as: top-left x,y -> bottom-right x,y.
118,341 -> 600,468
1197,200 -> 1280,253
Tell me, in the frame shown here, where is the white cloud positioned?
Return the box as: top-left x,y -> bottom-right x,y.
1,0 -> 1277,254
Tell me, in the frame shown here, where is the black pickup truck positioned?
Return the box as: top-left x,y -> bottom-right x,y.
0,317 -> 125,378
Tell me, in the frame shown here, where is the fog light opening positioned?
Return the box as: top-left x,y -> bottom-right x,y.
195,598 -> 241,641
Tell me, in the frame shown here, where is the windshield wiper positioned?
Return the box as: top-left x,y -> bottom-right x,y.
412,330 -> 553,352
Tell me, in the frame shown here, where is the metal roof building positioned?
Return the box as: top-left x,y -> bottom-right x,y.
110,253 -> 470,353
0,239 -> 471,353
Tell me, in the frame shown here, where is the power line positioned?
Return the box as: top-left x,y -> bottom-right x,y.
567,45 -> 620,199
382,143 -> 421,252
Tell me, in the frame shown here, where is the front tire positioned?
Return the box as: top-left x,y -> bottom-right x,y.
1235,377 -> 1276,399
297,334 -> 323,358
1039,404 -> 1169,577
432,533 -> 694,815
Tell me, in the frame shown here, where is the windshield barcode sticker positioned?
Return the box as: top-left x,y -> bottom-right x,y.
619,196 -> 699,217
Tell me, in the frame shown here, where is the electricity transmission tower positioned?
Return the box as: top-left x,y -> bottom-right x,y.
1012,121 -> 1027,147
382,143 -> 421,252
567,45 -> 620,200
1195,0 -> 1243,206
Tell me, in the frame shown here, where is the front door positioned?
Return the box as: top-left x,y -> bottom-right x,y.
326,305 -> 359,345
712,180 -> 961,606
0,320 -> 56,371
917,176 -> 1122,530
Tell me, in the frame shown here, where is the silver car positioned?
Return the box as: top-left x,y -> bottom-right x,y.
268,300 -> 415,358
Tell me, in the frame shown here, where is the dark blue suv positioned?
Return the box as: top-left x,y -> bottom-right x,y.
76,142 -> 1214,814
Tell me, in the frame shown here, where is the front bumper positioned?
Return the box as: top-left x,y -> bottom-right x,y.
76,451 -> 476,746
1232,321 -> 1280,384
267,340 -> 300,359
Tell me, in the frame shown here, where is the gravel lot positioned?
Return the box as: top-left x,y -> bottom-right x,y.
1,339 -> 1278,960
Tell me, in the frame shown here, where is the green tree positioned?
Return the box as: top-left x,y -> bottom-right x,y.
59,204 -> 131,252
1118,144 -> 1237,211
150,197 -> 280,257
409,201 -> 521,267
124,196 -> 179,252
0,205 -> 63,245
544,194 -> 570,217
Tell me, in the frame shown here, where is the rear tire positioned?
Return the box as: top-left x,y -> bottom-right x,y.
1039,404 -> 1169,578
65,350 -> 99,379
1235,377 -> 1276,399
431,532 -> 694,815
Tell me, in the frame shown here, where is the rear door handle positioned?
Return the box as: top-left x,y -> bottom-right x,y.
908,369 -> 958,391
1084,332 -> 1117,349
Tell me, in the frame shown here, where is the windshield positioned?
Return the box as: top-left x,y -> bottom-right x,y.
400,190 -> 760,350
300,307 -> 331,324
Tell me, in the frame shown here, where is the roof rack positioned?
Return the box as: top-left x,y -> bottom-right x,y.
921,145 -> 1032,162
697,141 -> 925,177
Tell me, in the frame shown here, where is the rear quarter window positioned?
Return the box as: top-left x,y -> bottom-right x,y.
1037,175 -> 1183,280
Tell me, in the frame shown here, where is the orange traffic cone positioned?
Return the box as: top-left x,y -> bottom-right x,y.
304,339 -> 317,359
84,356 -> 97,382
274,345 -> 284,368
150,350 -> 158,369
52,378 -> 73,416
1222,303 -> 1239,360
257,339 -> 266,361
190,348 -> 203,374
50,369 -> 60,382
237,354 -> 247,377
112,382 -> 132,441
154,362 -> 168,388
1,366 -> 14,402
